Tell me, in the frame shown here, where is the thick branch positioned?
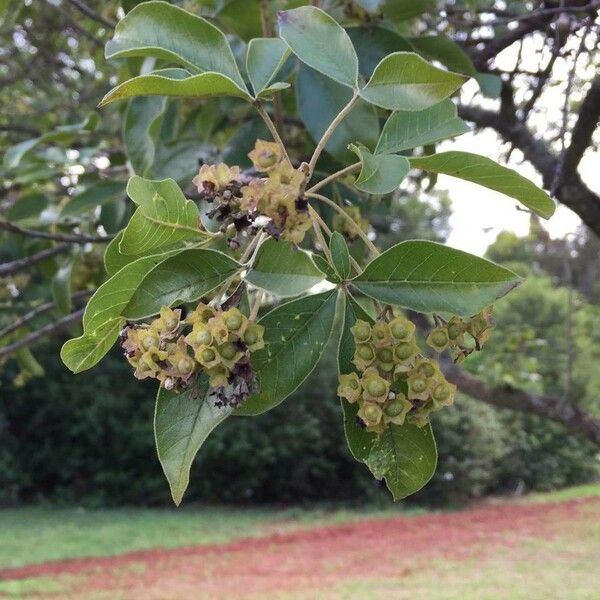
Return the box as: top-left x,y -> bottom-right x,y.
444,362 -> 600,446
0,309 -> 84,360
458,104 -> 600,238
561,74 -> 600,175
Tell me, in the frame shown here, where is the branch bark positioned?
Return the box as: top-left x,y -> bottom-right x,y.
458,103 -> 600,238
444,362 -> 600,446
0,219 -> 115,244
0,245 -> 70,277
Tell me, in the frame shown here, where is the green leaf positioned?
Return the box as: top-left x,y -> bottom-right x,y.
122,248 -> 240,319
278,6 -> 358,88
352,240 -> 522,316
236,290 -> 339,416
409,151 -> 556,219
120,176 -> 208,256
338,295 -> 376,462
349,144 -> 410,195
51,256 -> 74,315
313,254 -> 341,284
375,99 -> 470,154
123,96 -> 167,177
155,379 -> 233,506
381,0 -> 436,21
105,0 -> 246,88
474,72 -> 502,99
408,35 -> 477,76
61,318 -> 125,374
83,252 -> 180,333
5,193 -> 48,222
3,115 -> 97,170
297,66 -> 379,163
99,69 -> 251,107
359,52 -> 468,111
244,238 -> 325,297
246,37 -> 290,96
329,232 -> 351,280
61,182 -> 126,217
366,422 -> 437,500
346,26 -> 414,78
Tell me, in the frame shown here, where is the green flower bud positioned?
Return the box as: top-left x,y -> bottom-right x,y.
416,359 -> 437,379
431,381 -> 456,408
337,372 -> 361,403
243,322 -> 265,352
389,317 -> 415,341
383,393 -> 412,425
142,334 -> 160,351
202,348 -> 216,363
367,379 -> 387,398
377,348 -> 394,364
177,357 -> 195,375
194,328 -> 212,346
361,368 -> 390,403
426,327 -> 449,352
357,402 -> 383,427
351,320 -> 371,343
219,342 -> 238,360
223,308 -> 245,333
371,323 -> 390,347
357,345 -> 374,360
407,373 -> 430,401
394,342 -> 415,361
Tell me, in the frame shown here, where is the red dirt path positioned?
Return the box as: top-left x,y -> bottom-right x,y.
1,497 -> 599,599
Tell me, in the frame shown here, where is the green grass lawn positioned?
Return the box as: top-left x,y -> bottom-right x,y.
0,483 -> 597,571
0,504 -> 412,570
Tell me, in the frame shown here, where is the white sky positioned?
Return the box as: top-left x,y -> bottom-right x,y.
441,36 -> 597,256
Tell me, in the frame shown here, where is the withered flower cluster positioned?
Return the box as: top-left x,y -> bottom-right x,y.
193,140 -> 312,246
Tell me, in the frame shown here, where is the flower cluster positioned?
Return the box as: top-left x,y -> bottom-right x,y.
337,313 -> 457,432
192,140 -> 312,246
120,304 -> 264,408
426,306 -> 495,362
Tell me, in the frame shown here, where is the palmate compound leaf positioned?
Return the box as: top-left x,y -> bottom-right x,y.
155,377 -> 234,506
349,143 -> 410,195
244,238 -> 325,297
277,6 -> 359,88
375,99 -> 470,154
236,290 -> 339,416
359,52 -> 468,111
120,175 -> 210,256
352,240 -> 522,316
409,152 -> 556,219
61,249 -> 241,373
338,294 -> 437,499
105,0 -> 247,89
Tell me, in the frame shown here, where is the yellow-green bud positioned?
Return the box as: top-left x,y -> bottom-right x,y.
142,334 -> 159,351
219,342 -> 238,361
351,320 -> 371,342
201,348 -> 216,363
394,343 -> 414,361
377,348 -> 394,364
177,357 -> 195,375
356,344 -> 374,361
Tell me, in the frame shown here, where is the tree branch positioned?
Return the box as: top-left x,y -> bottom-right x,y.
444,362 -> 600,446
561,73 -> 600,175
0,219 -> 115,244
0,309 -> 84,360
0,245 -> 70,277
458,103 -> 600,238
0,290 -> 94,340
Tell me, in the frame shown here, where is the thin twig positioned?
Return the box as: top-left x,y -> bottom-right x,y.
307,163 -> 361,194
0,219 -> 115,244
307,192 -> 379,256
308,94 -> 359,178
0,245 -> 70,277
253,101 -> 291,166
0,308 -> 85,360
0,290 -> 94,340
249,289 -> 264,321
66,0 -> 116,28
